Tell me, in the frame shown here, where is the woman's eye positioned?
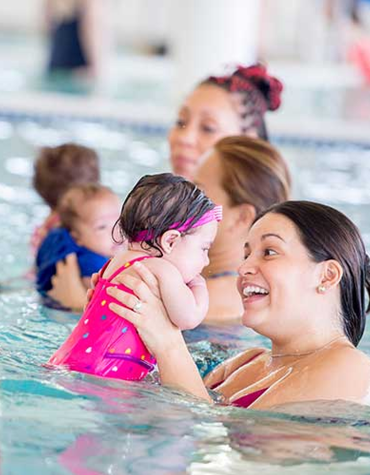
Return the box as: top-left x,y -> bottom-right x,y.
176,118 -> 186,128
202,125 -> 217,133
264,248 -> 277,257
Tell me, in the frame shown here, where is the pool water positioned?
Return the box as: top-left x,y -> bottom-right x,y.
1,115 -> 370,474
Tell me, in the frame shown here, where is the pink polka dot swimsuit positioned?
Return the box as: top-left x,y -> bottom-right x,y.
48,256 -> 156,381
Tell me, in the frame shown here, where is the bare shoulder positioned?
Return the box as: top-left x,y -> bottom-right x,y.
293,345 -> 370,400
318,345 -> 370,372
143,257 -> 182,280
252,346 -> 370,409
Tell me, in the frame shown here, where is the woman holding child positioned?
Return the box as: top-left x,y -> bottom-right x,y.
106,200 -> 370,409
44,63 -> 370,409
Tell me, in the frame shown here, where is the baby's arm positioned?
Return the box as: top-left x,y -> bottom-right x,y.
144,260 -> 208,330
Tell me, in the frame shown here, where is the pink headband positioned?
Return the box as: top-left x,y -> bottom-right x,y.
133,205 -> 222,242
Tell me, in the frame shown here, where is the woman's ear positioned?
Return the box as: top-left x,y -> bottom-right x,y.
319,259 -> 343,292
159,230 -> 181,254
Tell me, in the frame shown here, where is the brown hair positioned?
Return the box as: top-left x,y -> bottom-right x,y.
214,135 -> 291,214
114,173 -> 215,257
33,143 -> 100,209
58,183 -> 114,231
201,64 -> 283,141
255,201 -> 370,347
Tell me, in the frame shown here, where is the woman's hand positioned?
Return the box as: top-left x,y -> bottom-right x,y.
107,261 -> 181,355
107,261 -> 212,401
48,253 -> 86,311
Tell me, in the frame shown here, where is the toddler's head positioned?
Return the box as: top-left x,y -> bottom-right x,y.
33,143 -> 100,210
115,173 -> 221,282
58,183 -> 122,257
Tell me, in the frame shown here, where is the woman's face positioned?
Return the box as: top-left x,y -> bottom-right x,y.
168,84 -> 241,180
237,213 -> 322,339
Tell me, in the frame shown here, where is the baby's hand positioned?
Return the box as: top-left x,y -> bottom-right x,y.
187,274 -> 207,289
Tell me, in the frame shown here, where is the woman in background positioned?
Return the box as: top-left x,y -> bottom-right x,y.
44,0 -> 108,79
169,63 -> 283,180
47,63 -> 286,319
195,136 -> 290,322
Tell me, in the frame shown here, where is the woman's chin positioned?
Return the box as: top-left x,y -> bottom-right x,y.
172,160 -> 196,180
241,309 -> 265,331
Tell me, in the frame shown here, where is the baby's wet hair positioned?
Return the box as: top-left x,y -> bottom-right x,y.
115,173 -> 215,256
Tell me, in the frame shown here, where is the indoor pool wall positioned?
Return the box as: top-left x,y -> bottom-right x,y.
1,111 -> 370,474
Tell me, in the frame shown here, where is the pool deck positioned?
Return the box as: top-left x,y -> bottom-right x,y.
0,90 -> 369,147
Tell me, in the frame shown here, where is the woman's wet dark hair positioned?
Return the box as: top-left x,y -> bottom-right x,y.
114,173 -> 215,256
255,200 -> 370,347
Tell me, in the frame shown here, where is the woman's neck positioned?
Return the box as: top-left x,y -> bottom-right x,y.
270,331 -> 349,360
203,241 -> 243,278
205,276 -> 243,324
202,241 -> 244,324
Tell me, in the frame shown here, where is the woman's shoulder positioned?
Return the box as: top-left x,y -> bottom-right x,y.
280,345 -> 370,405
309,345 -> 370,379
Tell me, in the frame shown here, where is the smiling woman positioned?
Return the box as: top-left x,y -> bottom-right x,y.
106,200 -> 370,409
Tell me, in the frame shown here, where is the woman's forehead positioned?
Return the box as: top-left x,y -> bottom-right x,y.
183,85 -> 234,113
248,213 -> 297,243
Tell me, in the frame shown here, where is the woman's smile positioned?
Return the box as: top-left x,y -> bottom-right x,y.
240,282 -> 270,306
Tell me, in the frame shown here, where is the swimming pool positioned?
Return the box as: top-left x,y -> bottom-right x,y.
1,113 -> 370,474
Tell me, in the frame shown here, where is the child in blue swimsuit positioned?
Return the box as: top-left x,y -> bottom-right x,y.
36,183 -> 123,301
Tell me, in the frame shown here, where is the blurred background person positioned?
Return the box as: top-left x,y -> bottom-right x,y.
44,0 -> 110,80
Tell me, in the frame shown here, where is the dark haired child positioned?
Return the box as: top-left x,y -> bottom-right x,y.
49,173 -> 222,380
31,143 -> 100,253
36,183 -> 122,302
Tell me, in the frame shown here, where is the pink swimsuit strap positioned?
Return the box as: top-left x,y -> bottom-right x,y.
232,387 -> 269,408
100,255 -> 153,283
210,351 -> 266,390
209,350 -> 269,408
